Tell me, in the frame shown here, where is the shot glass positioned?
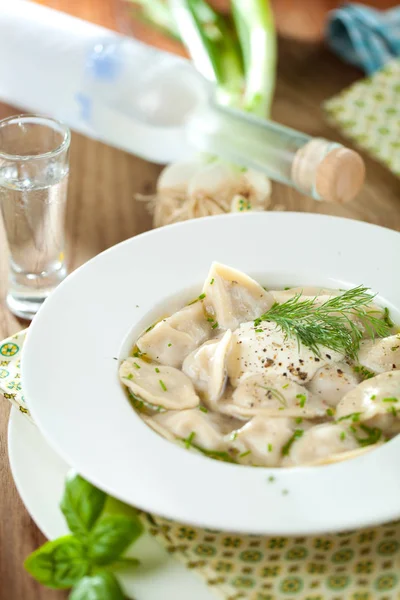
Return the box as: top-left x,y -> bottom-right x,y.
0,115 -> 70,320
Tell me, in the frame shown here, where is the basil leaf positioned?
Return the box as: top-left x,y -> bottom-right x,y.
60,472 -> 106,539
24,536 -> 89,589
70,571 -> 125,600
88,515 -> 143,565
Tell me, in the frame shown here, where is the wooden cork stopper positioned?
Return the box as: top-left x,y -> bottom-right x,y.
291,139 -> 365,203
315,147 -> 365,203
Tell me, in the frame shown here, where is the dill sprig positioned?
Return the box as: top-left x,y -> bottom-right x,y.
254,286 -> 391,359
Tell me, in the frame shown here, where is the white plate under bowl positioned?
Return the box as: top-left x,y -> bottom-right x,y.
22,212 -> 400,535
7,407 -> 212,600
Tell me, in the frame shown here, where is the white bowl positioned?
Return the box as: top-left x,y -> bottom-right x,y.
23,212 -> 400,535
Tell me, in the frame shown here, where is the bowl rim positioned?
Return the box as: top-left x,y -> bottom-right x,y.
22,212 -> 400,535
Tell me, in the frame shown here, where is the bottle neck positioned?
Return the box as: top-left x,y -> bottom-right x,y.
186,96 -> 365,203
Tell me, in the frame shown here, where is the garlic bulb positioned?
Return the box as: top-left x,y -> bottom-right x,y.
140,159 -> 272,227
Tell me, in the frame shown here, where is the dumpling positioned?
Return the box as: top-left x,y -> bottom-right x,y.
201,262 -> 274,331
228,416 -> 295,467
147,408 -> 228,451
335,370 -> 400,432
119,357 -> 199,410
282,423 -> 361,467
357,335 -> 400,374
222,373 -> 328,419
182,330 -> 232,409
136,301 -> 211,368
227,321 -> 344,386
306,362 -> 360,407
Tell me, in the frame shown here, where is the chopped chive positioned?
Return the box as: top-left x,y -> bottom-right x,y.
268,476 -> 275,483
282,429 -> 304,456
199,406 -> 208,413
388,405 -> 398,416
340,431 -> 346,440
168,343 -> 172,347
267,443 -> 273,452
198,293 -> 206,300
383,397 -> 398,403
155,367 -> 160,373
295,417 -> 303,424
210,278 -> 215,285
124,374 -> 133,381
353,365 -> 375,380
230,431 -> 238,441
185,432 -> 196,448
350,425 -> 357,433
391,346 -> 399,351
282,384 -> 289,389
145,324 -> 155,333
255,328 -> 263,333
207,317 -> 215,322
133,362 -> 140,369
211,322 -> 219,329
239,450 -> 251,458
370,394 -> 376,400
326,408 -> 335,417
159,379 -> 167,391
188,298 -> 198,305
296,394 -> 307,408
337,412 -> 361,423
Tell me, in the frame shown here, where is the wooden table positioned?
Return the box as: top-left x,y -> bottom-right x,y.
0,3 -> 399,598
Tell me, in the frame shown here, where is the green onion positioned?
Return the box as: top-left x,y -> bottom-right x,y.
159,379 -> 167,391
155,367 -> 160,373
231,0 -> 276,116
211,322 -> 219,329
199,406 -> 208,413
267,443 -> 273,452
382,397 -> 398,403
133,362 -> 141,369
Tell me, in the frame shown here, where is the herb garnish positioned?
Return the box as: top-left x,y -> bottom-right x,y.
254,287 -> 390,359
185,432 -> 196,448
211,322 -> 219,329
199,406 -> 208,413
210,278 -> 215,285
337,412 -> 361,423
188,293 -> 207,306
383,307 -> 394,328
296,393 -> 306,408
340,431 -> 346,441
159,379 -> 167,391
155,367 -> 160,373
133,362 -> 140,369
353,365 -> 375,380
326,408 -> 335,417
382,397 -> 398,403
257,385 -> 287,407
239,450 -> 252,458
353,424 -> 382,447
282,430 -> 304,456
268,443 -> 273,452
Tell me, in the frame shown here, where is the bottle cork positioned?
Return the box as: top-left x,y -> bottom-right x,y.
291,139 -> 365,203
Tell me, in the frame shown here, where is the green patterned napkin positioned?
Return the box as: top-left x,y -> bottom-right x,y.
324,59 -> 400,177
1,331 -> 400,600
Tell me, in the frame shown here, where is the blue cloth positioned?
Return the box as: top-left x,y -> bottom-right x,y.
326,3 -> 400,74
